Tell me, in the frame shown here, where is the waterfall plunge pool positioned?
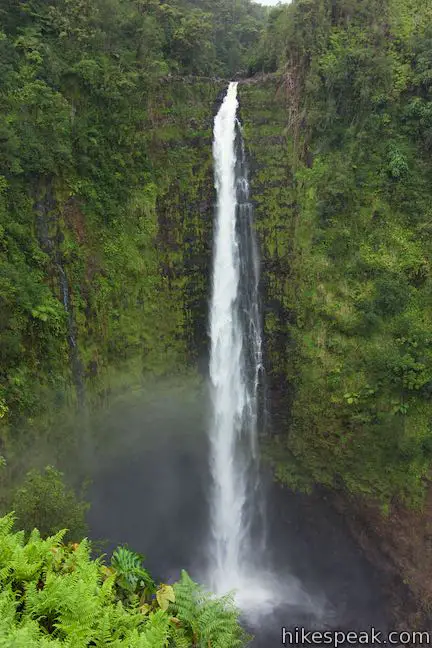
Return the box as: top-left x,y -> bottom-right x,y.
86,385 -> 391,647
86,83 -> 391,645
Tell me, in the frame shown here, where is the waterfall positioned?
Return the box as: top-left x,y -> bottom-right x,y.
205,82 -> 326,624
208,81 -> 266,604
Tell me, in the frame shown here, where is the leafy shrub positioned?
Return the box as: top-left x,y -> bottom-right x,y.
10,466 -> 89,543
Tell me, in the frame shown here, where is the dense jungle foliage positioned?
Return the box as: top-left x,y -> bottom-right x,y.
246,0 -> 432,510
0,0 -> 266,465
2,0 -> 432,638
0,4 -> 266,641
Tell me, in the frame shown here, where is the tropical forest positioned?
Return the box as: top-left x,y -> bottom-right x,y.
0,0 -> 432,645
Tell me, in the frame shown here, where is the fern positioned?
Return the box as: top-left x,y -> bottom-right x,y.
0,515 -> 249,647
171,571 -> 250,647
136,610 -> 170,648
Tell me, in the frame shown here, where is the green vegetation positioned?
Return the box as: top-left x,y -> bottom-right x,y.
0,4 -> 268,639
242,0 -> 432,510
2,0 -> 432,635
0,514 -> 248,646
9,466 -> 89,543
0,0 -> 267,479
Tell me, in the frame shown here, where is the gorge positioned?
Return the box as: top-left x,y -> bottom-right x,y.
84,80 -> 392,644
1,0 -> 432,645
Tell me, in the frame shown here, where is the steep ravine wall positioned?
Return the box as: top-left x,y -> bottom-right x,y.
0,80 -> 224,491
3,75 -> 431,628
239,80 -> 296,435
239,78 -> 432,629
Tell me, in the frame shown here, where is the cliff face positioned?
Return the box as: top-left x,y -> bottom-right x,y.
0,79 -> 224,480
2,0 -> 431,616
239,54 -> 432,623
242,18 -> 432,512
0,0 -> 268,473
238,81 -> 295,435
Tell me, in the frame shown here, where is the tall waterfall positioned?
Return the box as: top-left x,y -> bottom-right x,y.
208,82 -> 265,602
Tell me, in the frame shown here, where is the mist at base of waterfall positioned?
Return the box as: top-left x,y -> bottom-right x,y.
213,569 -> 327,620
85,383 -> 390,644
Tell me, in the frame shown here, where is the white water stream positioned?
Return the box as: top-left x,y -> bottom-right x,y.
208,81 -> 270,610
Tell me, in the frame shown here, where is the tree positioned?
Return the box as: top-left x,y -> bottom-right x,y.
10,466 -> 89,542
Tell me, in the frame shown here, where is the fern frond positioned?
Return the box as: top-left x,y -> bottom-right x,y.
0,513 -> 16,538
137,609 -> 170,648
